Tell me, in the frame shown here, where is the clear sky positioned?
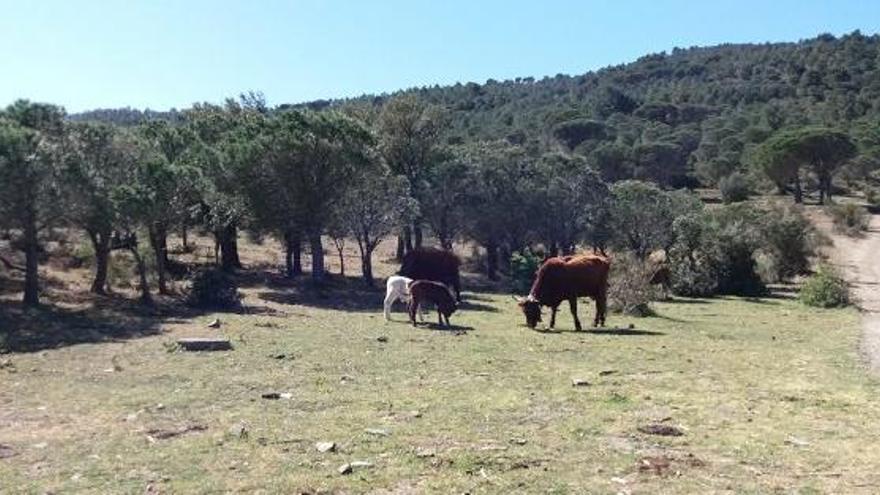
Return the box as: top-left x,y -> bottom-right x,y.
1,0 -> 877,113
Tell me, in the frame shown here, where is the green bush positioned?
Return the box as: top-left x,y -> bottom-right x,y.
827,202 -> 870,236
607,251 -> 654,316
718,172 -> 751,203
186,268 -> 241,310
799,267 -> 850,308
759,203 -> 814,281
865,187 -> 879,207
66,241 -> 94,269
510,250 -> 542,295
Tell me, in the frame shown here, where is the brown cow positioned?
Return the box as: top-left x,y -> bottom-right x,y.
399,247 -> 462,302
516,254 -> 610,330
408,280 -> 457,327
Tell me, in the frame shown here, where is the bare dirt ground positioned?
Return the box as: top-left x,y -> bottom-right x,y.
809,206 -> 880,374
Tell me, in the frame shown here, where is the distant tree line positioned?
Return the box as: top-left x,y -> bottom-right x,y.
2,32 -> 879,307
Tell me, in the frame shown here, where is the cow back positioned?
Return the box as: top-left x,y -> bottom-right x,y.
530,254 -> 610,306
399,248 -> 460,287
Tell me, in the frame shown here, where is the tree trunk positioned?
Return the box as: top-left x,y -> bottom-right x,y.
88,229 -> 111,294
486,240 -> 499,281
793,176 -> 803,204
413,222 -> 423,249
337,246 -> 345,277
129,245 -> 152,305
149,223 -> 169,295
218,224 -> 241,272
22,212 -> 40,307
284,230 -> 303,278
820,175 -> 832,204
361,247 -> 374,288
396,235 -> 405,261
309,233 -> 325,282
181,225 -> 189,251
403,227 -> 414,254
499,245 -> 512,274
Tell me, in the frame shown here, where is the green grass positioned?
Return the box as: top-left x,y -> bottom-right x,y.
1,291 -> 879,493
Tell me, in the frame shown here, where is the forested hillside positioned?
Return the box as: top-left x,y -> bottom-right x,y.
4,31 -> 877,309
74,32 -> 880,189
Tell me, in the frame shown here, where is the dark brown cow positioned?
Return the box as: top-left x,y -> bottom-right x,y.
399,247 -> 462,302
516,254 -> 610,330
408,280 -> 457,327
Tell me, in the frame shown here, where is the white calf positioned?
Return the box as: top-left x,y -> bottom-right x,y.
384,276 -> 422,321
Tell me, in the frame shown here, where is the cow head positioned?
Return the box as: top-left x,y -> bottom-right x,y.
515,295 -> 542,328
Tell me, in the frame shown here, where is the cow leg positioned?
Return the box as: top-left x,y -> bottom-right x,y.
408,299 -> 418,327
549,306 -> 558,329
569,298 -> 582,331
595,291 -> 607,328
437,307 -> 444,327
383,290 -> 396,321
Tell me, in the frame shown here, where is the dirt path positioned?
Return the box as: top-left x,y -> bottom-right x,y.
808,207 -> 880,374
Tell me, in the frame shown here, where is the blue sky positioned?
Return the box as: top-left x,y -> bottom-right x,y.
1,0 -> 877,112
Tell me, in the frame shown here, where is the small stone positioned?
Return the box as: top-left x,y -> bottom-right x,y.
261,392 -> 281,400
279,393 -> 293,400
572,378 -> 591,387
415,448 -> 436,458
228,422 -> 248,439
315,441 -> 336,453
207,318 -> 221,328
510,438 -> 527,445
155,404 -> 165,411
377,336 -> 389,343
337,461 -> 373,475
340,375 -> 354,383
785,436 -> 810,447
409,410 -> 422,418
365,428 -> 390,437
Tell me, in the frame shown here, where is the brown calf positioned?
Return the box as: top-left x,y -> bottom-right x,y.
408,280 -> 457,327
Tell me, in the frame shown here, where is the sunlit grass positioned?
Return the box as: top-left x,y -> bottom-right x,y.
1,290 -> 878,493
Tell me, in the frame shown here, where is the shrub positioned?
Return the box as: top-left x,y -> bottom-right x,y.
608,252 -> 654,316
66,241 -> 94,269
668,213 -> 720,297
799,267 -> 850,308
719,172 -> 751,203
865,187 -> 879,207
758,203 -> 814,281
186,268 -> 241,310
510,250 -> 542,295
827,202 -> 870,236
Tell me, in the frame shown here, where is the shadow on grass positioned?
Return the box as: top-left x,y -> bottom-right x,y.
412,322 -> 474,333
256,273 -> 500,314
531,326 -> 664,336
0,297 -> 165,353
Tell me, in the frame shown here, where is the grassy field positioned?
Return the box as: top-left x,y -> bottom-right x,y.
2,244 -> 880,494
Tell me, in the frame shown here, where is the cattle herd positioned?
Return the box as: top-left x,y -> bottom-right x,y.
385,247 -> 611,330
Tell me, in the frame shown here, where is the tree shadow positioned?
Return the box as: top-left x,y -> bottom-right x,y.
0,298 -> 165,353
664,297 -> 711,305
